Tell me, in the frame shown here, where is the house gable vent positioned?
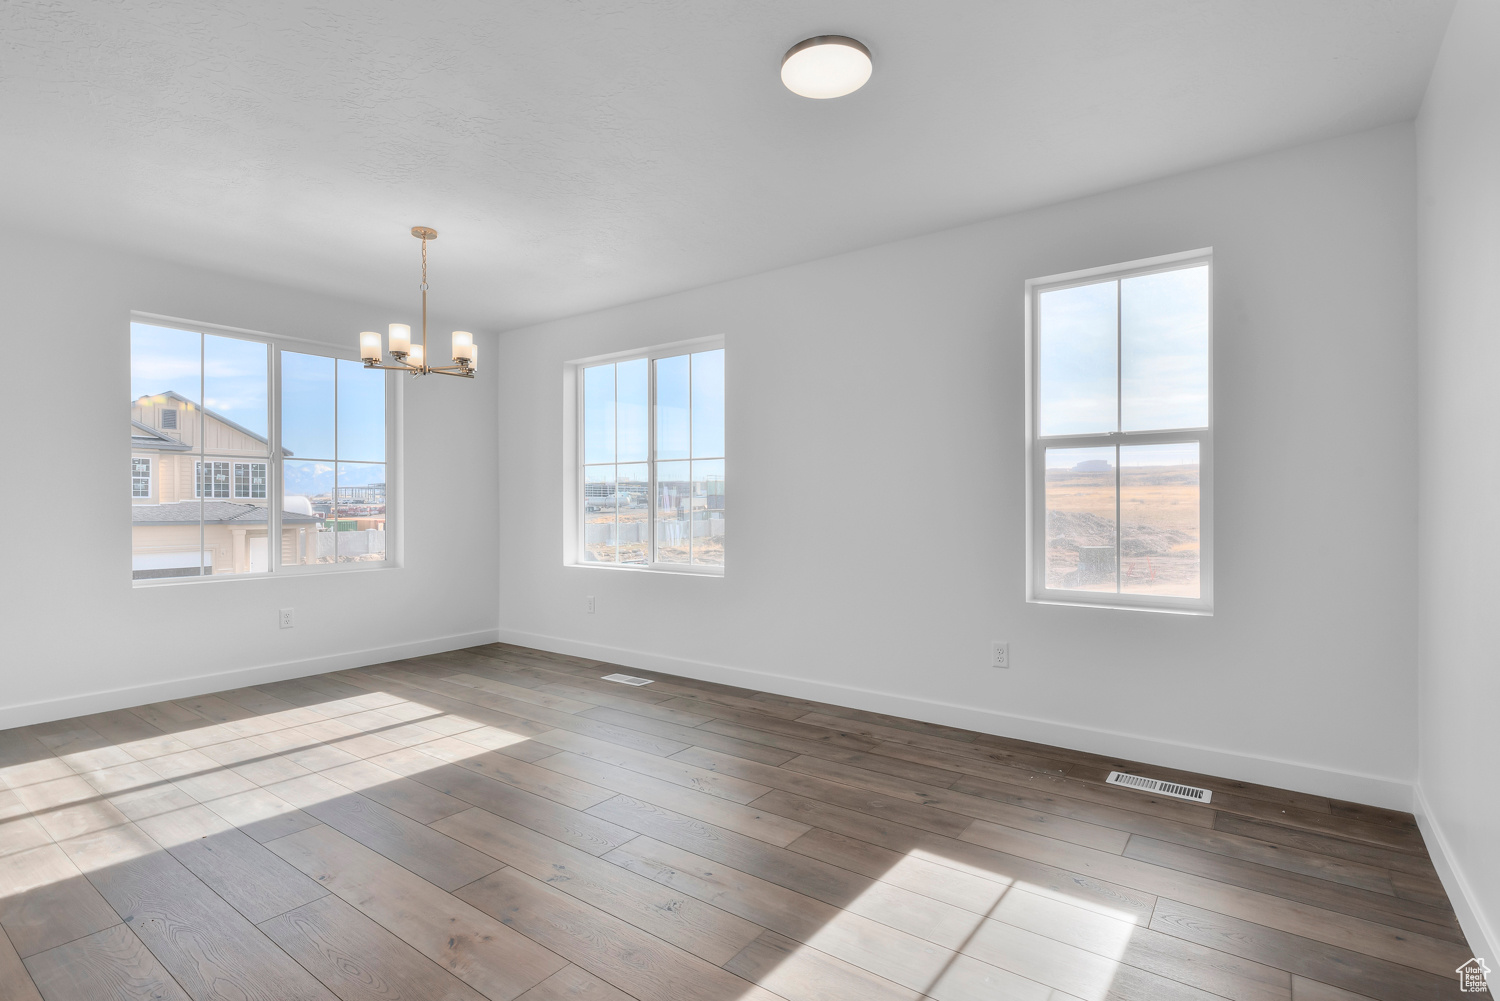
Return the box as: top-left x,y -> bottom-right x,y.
1106,770 -> 1212,803
600,673 -> 654,686
160,408 -> 178,430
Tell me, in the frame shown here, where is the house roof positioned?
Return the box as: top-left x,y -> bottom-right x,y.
130,419 -> 193,452
132,501 -> 322,525
132,391 -> 293,456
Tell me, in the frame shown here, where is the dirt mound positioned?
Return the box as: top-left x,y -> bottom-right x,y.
1046,510 -> 1194,557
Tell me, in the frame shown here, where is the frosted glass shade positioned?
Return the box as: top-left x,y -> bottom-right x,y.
359,331 -> 382,361
781,36 -> 872,99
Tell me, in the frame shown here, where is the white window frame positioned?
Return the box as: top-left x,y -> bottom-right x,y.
1025,248 -> 1214,614
195,459 -> 232,499
232,461 -> 268,500
131,312 -> 400,586
131,457 -> 151,498
568,335 -> 725,576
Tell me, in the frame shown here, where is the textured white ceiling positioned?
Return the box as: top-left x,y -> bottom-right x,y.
0,1 -> 1454,330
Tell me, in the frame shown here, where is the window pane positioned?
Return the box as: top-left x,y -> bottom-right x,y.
691,459 -> 724,566
1121,443 -> 1199,597
617,358 -> 649,464
197,460 -> 232,499
337,462 -> 387,563
655,460 -> 691,564
131,323 -> 201,408
583,364 -> 616,465
284,460 -> 334,564
282,351 -> 336,460
132,458 -> 152,499
1122,266 -> 1209,431
583,466 -> 618,563
194,455 -> 261,575
338,359 -> 387,462
234,462 -> 251,498
691,349 -> 725,458
656,354 -> 690,461
1038,281 -> 1117,436
617,463 -> 649,564
1044,446 -> 1117,592
130,324 -> 208,579
204,333 -> 268,442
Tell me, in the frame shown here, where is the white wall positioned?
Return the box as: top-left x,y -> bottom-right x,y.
496,124 -> 1419,809
1415,0 -> 1500,964
0,235 -> 500,727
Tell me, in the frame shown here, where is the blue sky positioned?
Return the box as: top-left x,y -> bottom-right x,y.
132,323 -> 385,496
1038,265 -> 1209,437
584,349 -> 725,468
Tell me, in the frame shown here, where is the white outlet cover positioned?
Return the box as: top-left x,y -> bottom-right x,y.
992,641 -> 1009,668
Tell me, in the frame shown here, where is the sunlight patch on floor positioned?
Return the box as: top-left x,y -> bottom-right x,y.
0,688 -> 524,878
777,845 -> 1140,1001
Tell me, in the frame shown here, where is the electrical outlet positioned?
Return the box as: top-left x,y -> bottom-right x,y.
279,608 -> 295,629
585,595 -> 596,614
991,641 -> 1009,669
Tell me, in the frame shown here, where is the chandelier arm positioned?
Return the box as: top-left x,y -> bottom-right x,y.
426,367 -> 475,379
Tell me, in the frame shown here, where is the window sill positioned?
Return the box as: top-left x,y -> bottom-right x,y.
568,562 -> 723,577
131,562 -> 400,588
1028,594 -> 1211,616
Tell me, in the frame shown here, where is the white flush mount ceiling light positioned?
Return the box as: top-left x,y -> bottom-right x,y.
781,35 -> 872,99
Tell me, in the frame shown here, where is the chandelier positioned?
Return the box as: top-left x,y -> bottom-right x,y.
359,227 -> 476,378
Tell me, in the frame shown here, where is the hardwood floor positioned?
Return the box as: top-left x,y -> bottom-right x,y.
0,643 -> 1471,1001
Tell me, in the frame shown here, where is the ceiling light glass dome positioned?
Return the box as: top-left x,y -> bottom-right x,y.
781,35 -> 872,99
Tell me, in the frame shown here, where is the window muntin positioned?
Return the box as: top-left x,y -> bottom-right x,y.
578,343 -> 724,571
1029,253 -> 1211,611
130,318 -> 393,582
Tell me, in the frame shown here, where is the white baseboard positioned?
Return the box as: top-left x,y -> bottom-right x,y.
1415,783 -> 1498,965
497,627 -> 1415,811
0,628 -> 501,731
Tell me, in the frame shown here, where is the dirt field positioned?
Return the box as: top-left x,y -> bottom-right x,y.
1045,464 -> 1200,597
585,506 -> 723,566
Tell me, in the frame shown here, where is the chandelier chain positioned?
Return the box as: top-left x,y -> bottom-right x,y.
420,237 -> 429,292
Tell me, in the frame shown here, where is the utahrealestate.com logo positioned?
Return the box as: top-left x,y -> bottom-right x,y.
1458,958 -> 1492,993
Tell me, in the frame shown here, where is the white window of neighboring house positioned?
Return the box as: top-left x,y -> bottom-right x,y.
573,339 -> 724,572
234,462 -> 267,499
196,460 -> 231,499
1027,250 -> 1213,613
131,316 -> 396,583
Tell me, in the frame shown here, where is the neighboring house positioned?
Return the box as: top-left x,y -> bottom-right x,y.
130,391 -> 321,578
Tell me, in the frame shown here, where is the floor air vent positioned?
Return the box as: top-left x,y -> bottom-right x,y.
600,673 -> 655,686
1106,771 -> 1212,803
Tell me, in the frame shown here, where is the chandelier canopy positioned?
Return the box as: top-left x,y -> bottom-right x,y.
359,227 -> 476,379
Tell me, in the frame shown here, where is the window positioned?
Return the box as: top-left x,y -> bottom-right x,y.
1027,251 -> 1212,612
576,340 -> 724,572
196,461 -> 231,498
233,462 -> 267,499
129,317 -> 394,582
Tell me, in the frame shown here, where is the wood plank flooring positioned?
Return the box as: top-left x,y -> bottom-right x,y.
0,643 -> 1472,1001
